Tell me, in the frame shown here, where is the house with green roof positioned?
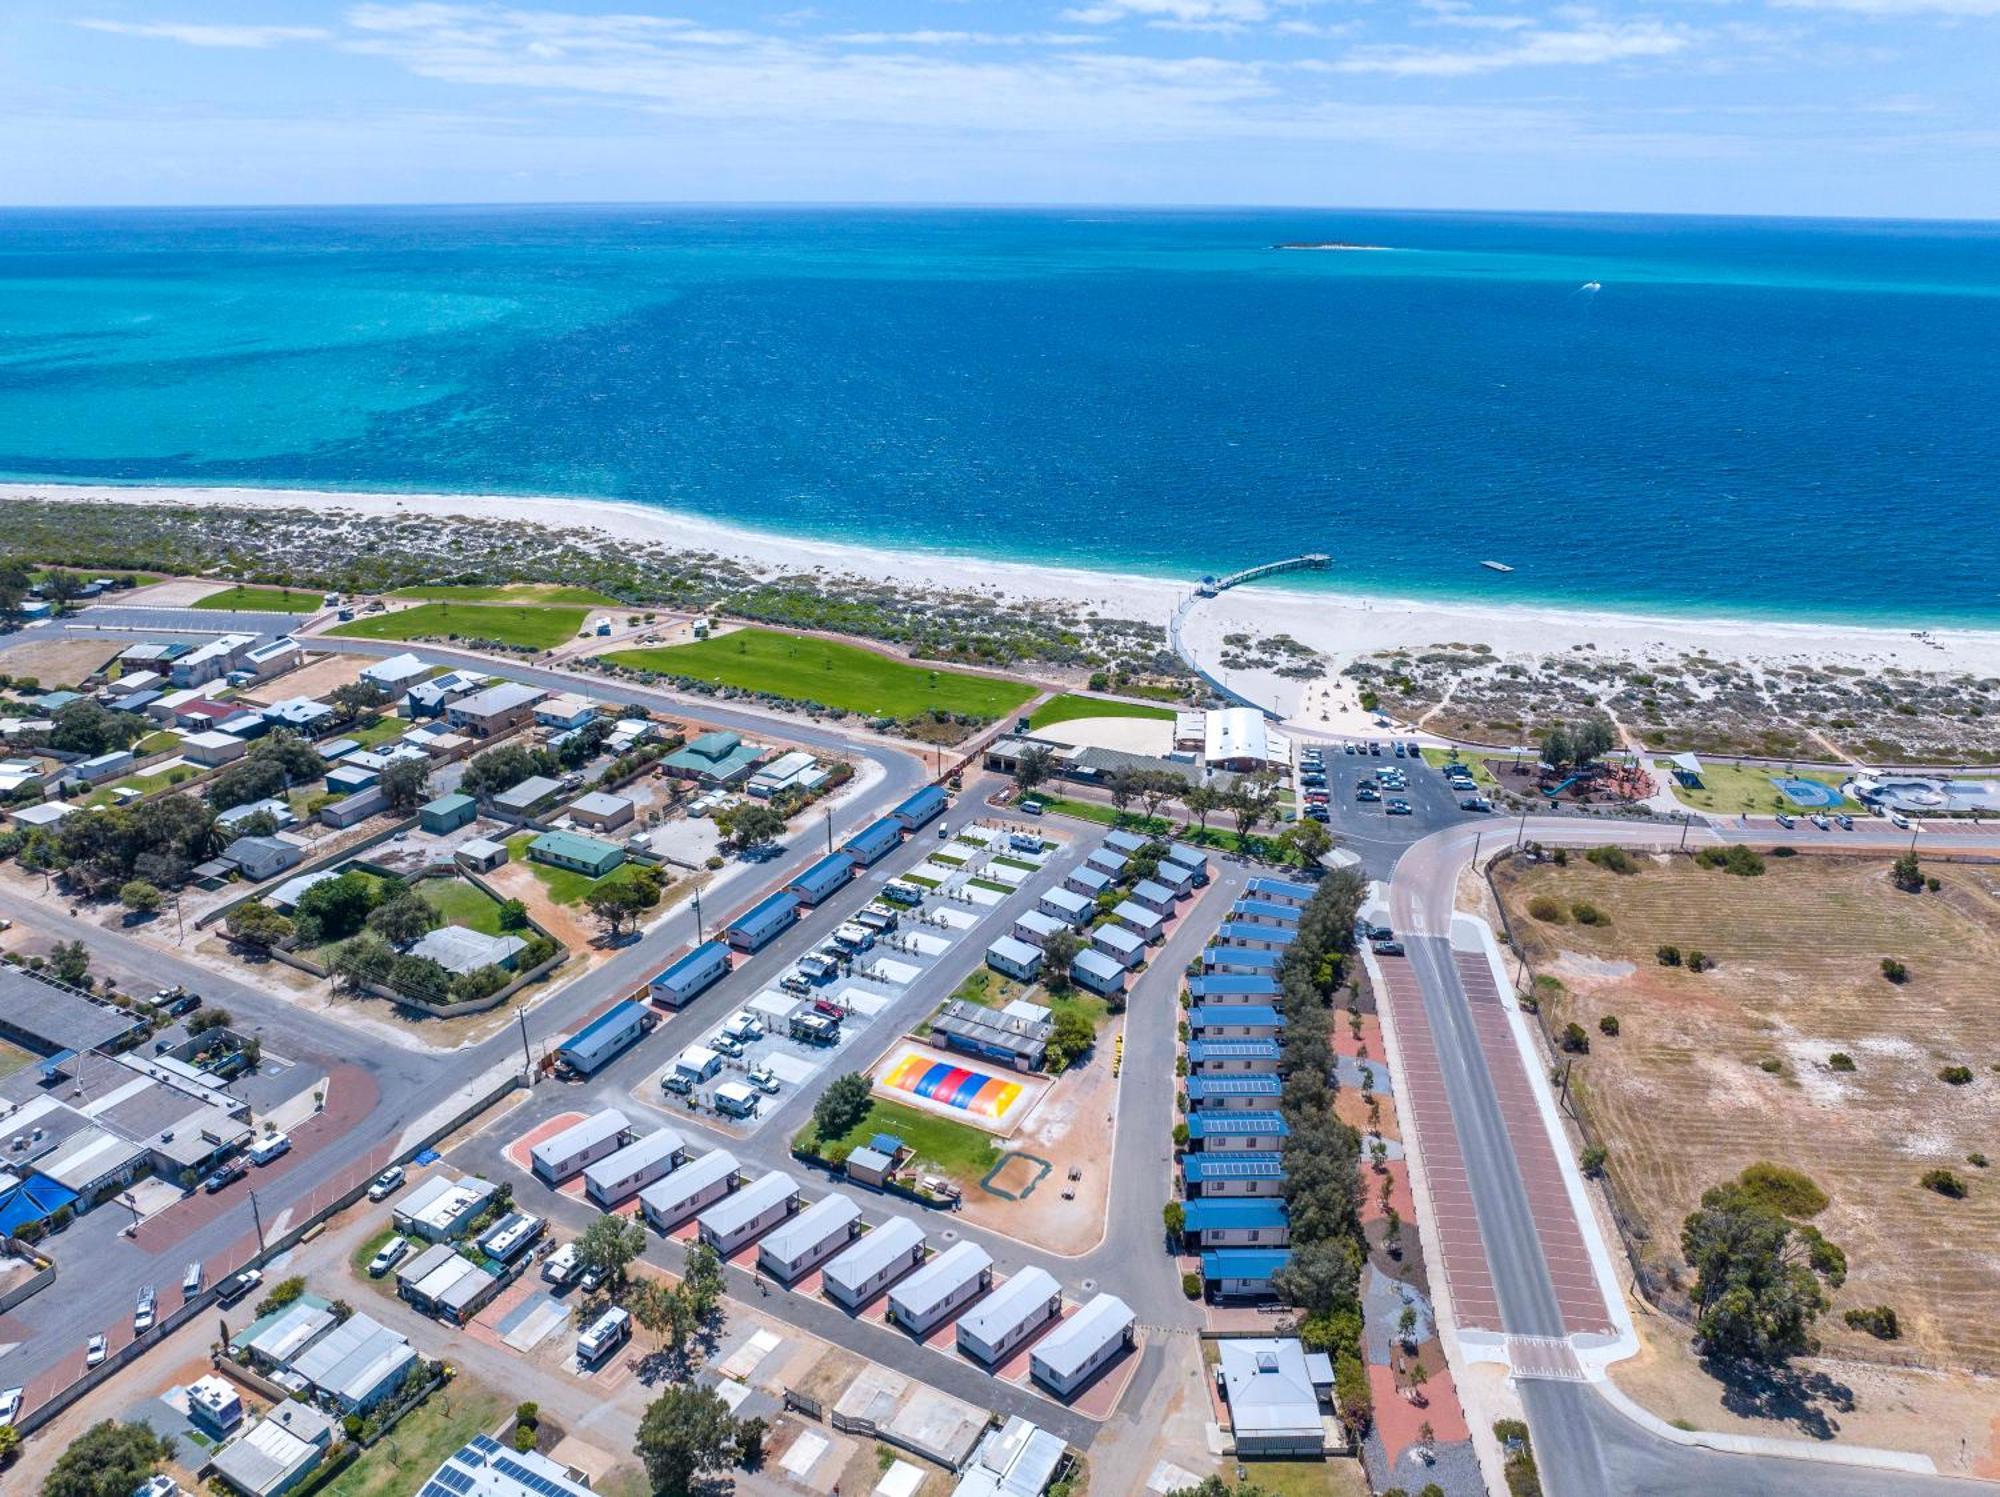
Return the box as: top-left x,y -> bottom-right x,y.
661,729 -> 764,787
529,829 -> 626,878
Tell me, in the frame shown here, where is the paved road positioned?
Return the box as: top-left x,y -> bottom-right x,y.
1389,815 -> 2000,1497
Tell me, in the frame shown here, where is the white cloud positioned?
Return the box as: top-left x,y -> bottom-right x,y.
826,31 -> 1103,47
75,19 -> 333,48
1772,0 -> 2000,12
1061,0 -> 1277,30
1334,18 -> 1694,75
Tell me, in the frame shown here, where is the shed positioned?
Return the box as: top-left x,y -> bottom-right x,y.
289,1313 -> 415,1413
697,1170 -> 800,1256
1213,922 -> 1296,952
648,941 -> 731,1008
821,1216 -> 927,1309
493,775 -> 564,816
726,891 -> 798,952
984,936 -> 1043,983
456,837 -> 508,872
756,1192 -> 862,1281
887,1239 -> 992,1337
568,791 -> 634,831
184,731 -> 249,766
787,852 -> 856,907
418,793 -> 477,834
1030,1292 -> 1135,1397
1084,847 -> 1127,878
841,817 -> 905,867
1168,841 -> 1210,879
956,1266 -> 1062,1365
640,1149 -> 739,1230
930,998 -> 1051,1071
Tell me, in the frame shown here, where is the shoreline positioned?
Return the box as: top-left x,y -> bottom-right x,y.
7,481 -> 2000,719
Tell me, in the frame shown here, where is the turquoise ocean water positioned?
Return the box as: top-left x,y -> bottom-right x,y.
1,205 -> 1997,622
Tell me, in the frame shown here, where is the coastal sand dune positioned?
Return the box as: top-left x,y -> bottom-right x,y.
7,483 -> 1999,723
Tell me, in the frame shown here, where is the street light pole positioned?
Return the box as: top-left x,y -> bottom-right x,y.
1515,803 -> 1530,850
693,888 -> 704,944
825,808 -> 833,855
249,1190 -> 266,1256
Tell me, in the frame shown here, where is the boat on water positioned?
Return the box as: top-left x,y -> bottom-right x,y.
1481,560 -> 1515,573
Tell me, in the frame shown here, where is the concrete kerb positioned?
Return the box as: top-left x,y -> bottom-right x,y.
1355,884 -> 1514,1497
1452,910 -> 1639,1373
1591,1375 -> 1939,1476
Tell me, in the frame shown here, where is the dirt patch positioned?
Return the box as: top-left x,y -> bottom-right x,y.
1496,850 -> 2000,1372
1612,1302 -> 2000,1474
236,651 -> 366,704
0,635 -> 123,688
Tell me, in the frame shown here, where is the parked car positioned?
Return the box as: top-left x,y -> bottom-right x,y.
1371,938 -> 1406,957
1809,813 -> 1830,830
578,1265 -> 605,1293
1387,800 -> 1413,816
710,1034 -> 743,1059
181,1261 -> 203,1298
662,1072 -> 694,1095
134,1286 -> 156,1333
0,1386 -> 21,1424
1305,807 -> 1330,823
85,1335 -> 107,1368
1835,813 -> 1854,830
747,1065 -> 781,1094
367,1166 -> 406,1201
1355,787 -> 1380,803
1891,811 -> 1912,829
217,1269 -> 262,1306
201,1160 -> 247,1194
367,1236 -> 410,1277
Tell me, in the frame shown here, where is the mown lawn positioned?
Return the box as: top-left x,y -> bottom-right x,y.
191,585 -> 325,613
1654,760 -> 1855,816
330,602 -> 586,651
391,583 -> 624,606
805,1098 -> 1000,1182
316,1379 -> 509,1497
603,627 -> 1034,722
419,877 -> 507,935
345,715 -> 413,748
1420,746 -> 1511,793
83,765 -> 204,807
134,729 -> 181,755
1028,693 -> 1177,730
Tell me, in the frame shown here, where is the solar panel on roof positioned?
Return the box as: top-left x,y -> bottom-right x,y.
494,1456 -> 573,1497
433,1466 -> 476,1494
468,1433 -> 502,1454
421,1483 -> 457,1497
1193,1156 -> 1283,1176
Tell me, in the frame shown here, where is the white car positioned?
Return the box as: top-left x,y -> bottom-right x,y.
134,1287 -> 156,1333
710,1034 -> 743,1058
367,1166 -> 406,1201
0,1386 -> 21,1424
747,1065 -> 780,1095
86,1334 -> 108,1367
368,1236 -> 410,1277
1891,812 -> 1912,830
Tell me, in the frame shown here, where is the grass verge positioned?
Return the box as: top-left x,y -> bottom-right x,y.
192,585 -> 324,613
1027,693 -> 1177,730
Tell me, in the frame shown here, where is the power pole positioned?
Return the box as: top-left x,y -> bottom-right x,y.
518,1009 -> 534,1080
1515,803 -> 1530,850
825,808 -> 833,854
693,887 -> 704,944
249,1190 -> 266,1256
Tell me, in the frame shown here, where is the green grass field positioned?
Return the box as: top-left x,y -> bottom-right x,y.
1421,746 -> 1513,793
133,729 -> 181,755
603,627 -> 1035,722
390,583 -> 624,606
418,878 -> 507,935
344,715 -> 412,749
330,602 -> 587,651
1027,693 -> 1177,730
1655,760 -> 1855,816
191,585 -> 325,613
811,1098 -> 999,1181
316,1379 -> 509,1497
83,765 -> 203,808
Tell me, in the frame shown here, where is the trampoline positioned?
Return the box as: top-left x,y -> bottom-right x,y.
1769,776 -> 1843,808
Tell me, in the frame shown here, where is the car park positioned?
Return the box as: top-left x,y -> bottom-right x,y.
367,1165 -> 405,1201
368,1236 -> 410,1277
86,1334 -> 107,1367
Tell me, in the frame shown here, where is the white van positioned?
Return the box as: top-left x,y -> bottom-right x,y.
248,1133 -> 291,1166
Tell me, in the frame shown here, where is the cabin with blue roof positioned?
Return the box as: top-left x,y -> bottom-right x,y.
1201,1247 -> 1292,1299
1182,1198 -> 1290,1248
1186,1111 -> 1291,1151
840,817 -> 904,867
1187,973 -> 1280,1005
1183,1073 -> 1283,1110
1189,1005 -> 1285,1040
1182,1152 -> 1285,1197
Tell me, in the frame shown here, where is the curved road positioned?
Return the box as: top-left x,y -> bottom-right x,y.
1390,815 -> 2000,1496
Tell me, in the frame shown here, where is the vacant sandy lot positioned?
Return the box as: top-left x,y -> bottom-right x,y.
238,649 -> 366,703
0,634 -> 122,688
1496,850 -> 2000,1370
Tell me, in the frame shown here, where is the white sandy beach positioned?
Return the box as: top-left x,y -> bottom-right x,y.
8,481 -> 2000,726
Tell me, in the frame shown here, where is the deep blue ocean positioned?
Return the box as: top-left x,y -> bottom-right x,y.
1,205 -> 1997,622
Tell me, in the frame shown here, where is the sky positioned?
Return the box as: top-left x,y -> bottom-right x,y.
3,1 -> 1997,218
